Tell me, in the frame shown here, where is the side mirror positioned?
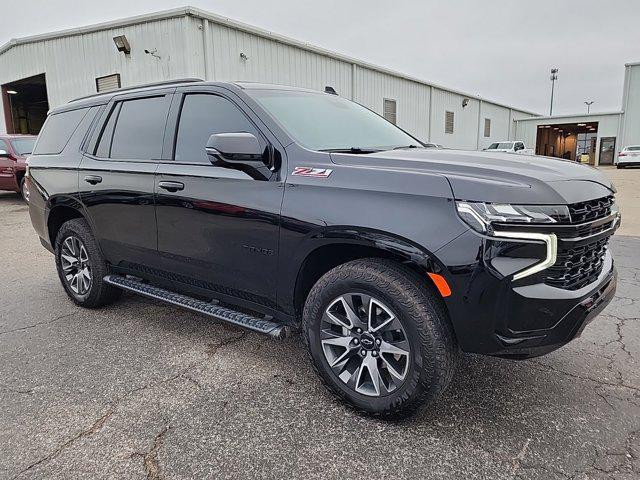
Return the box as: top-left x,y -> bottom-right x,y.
0,149 -> 9,157
206,133 -> 263,163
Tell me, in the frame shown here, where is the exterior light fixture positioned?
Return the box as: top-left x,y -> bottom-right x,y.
577,123 -> 586,127
462,98 -> 470,108
113,35 -> 131,54
240,52 -> 248,61
6,90 -> 17,95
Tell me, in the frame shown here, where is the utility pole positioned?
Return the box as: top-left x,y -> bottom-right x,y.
584,101 -> 594,114
549,68 -> 558,116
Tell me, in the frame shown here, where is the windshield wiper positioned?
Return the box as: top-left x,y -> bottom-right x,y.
392,144 -> 423,150
319,147 -> 380,154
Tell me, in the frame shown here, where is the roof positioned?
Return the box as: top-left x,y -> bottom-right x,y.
0,6 -> 539,116
514,111 -> 623,122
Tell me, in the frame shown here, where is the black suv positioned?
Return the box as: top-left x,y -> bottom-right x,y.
27,79 -> 619,417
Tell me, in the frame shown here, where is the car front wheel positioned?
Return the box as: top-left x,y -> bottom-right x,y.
302,258 -> 458,418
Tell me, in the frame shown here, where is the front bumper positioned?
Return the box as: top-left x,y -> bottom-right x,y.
435,230 -> 617,358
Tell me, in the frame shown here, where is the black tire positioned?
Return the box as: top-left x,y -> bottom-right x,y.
54,218 -> 121,308
302,258 -> 458,419
617,165 -> 624,169
19,177 -> 27,202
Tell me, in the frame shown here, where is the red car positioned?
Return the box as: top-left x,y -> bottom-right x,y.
0,134 -> 36,199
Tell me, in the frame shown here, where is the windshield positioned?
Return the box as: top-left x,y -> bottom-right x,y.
10,138 -> 36,155
247,89 -> 420,152
487,142 -> 513,150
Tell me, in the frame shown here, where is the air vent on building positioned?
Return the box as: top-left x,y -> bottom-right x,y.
96,73 -> 121,93
383,98 -> 397,124
445,111 -> 454,134
484,118 -> 491,137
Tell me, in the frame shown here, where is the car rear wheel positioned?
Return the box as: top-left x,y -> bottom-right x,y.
302,258 -> 458,418
54,218 -> 121,308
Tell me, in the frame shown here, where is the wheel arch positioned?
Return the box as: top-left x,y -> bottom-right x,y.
290,228 -> 448,320
46,196 -> 93,247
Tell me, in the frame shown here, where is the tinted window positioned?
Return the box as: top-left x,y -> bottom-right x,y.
175,94 -> 263,163
0,139 -> 9,154
110,96 -> 169,160
94,103 -> 121,158
33,108 -> 89,155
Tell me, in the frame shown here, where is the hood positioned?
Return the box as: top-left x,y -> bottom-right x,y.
330,148 -> 615,204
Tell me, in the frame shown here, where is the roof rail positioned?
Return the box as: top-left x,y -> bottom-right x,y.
69,78 -> 204,103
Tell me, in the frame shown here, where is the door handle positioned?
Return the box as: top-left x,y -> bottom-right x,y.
158,181 -> 185,192
84,175 -> 102,185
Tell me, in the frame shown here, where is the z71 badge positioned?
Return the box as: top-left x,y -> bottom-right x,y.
291,167 -> 333,178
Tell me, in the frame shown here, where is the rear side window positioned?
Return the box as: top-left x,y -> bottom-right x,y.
174,94 -> 264,164
33,108 -> 89,155
96,95 -> 170,160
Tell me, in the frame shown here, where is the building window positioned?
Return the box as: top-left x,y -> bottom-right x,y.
383,99 -> 397,124
96,73 -> 121,93
445,111 -> 454,134
484,118 -> 491,137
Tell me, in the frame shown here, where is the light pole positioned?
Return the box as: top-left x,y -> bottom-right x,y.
549,68 -> 558,116
584,101 -> 594,114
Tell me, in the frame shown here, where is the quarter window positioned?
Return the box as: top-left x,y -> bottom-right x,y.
33,108 -> 89,155
174,94 -> 263,164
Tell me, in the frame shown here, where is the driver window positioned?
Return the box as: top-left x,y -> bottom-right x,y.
174,94 -> 265,164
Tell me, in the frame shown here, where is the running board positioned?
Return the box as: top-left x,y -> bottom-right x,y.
103,275 -> 290,339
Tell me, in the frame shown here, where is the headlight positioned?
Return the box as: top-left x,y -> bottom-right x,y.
456,201 -> 570,234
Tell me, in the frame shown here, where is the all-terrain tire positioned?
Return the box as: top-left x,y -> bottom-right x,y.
54,218 -> 121,308
302,258 -> 458,419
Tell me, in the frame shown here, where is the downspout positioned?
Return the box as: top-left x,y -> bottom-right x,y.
476,99 -> 482,150
427,85 -> 433,142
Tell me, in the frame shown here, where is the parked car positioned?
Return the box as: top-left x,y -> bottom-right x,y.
616,145 -> 640,168
484,141 -> 534,155
0,134 -> 36,199
26,80 -> 619,418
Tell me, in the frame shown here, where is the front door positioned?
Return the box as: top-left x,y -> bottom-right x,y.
599,137 -> 616,165
79,91 -> 173,268
154,88 -> 285,309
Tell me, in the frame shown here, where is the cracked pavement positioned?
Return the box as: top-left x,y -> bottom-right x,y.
1,167 -> 639,479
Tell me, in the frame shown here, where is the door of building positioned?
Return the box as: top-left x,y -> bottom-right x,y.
599,137 -> 616,165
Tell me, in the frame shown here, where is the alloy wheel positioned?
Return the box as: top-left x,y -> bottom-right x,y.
320,293 -> 410,397
60,236 -> 92,295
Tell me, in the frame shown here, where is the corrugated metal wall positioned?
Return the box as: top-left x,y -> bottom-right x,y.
0,11 -> 536,145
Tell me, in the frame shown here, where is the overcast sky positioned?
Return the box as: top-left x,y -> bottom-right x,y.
4,0 -> 640,115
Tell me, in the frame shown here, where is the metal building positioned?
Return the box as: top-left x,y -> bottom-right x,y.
513,62 -> 640,166
0,6 -> 537,148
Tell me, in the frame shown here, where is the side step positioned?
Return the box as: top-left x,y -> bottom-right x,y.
104,275 -> 290,339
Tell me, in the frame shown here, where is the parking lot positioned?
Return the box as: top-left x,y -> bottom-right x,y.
0,166 -> 638,480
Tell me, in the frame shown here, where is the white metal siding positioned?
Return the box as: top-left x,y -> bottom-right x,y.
0,9 -> 538,142
206,22 -> 353,98
353,66 -> 430,139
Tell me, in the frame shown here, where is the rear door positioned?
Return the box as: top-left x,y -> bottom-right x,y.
154,86 -> 285,309
80,89 -> 174,269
